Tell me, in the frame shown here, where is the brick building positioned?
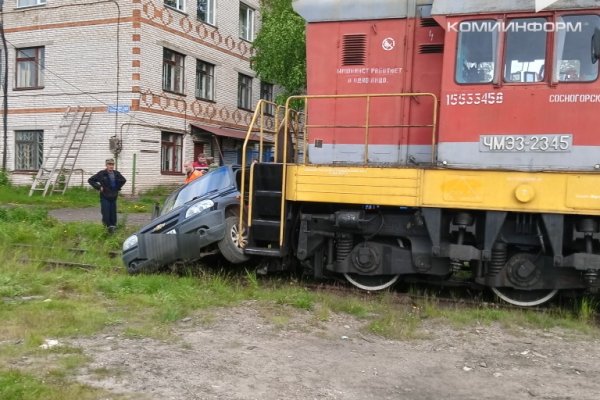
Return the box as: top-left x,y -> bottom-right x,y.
1,0 -> 276,194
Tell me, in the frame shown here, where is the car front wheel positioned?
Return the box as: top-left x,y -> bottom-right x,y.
218,216 -> 250,264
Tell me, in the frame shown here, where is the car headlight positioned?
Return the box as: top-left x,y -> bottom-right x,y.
123,234 -> 138,251
185,199 -> 214,219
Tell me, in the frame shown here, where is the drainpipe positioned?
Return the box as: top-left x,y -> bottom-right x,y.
0,0 -> 8,171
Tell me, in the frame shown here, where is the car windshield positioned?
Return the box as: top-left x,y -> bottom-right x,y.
160,167 -> 232,215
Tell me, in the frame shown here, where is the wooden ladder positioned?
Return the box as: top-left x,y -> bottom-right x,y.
29,106 -> 93,196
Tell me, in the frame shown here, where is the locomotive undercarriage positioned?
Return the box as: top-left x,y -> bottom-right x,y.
294,206 -> 600,306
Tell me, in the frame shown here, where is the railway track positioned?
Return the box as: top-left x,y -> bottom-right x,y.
302,280 -> 554,313
7,242 -> 597,316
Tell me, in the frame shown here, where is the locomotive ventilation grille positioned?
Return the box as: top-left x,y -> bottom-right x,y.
419,44 -> 444,54
342,34 -> 367,66
420,18 -> 439,27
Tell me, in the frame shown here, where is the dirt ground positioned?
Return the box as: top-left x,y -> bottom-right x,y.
46,209 -> 600,399
66,303 -> 600,400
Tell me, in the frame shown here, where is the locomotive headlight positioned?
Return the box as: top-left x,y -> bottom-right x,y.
123,234 -> 138,251
185,199 -> 214,219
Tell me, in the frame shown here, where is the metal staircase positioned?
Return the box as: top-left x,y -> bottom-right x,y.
29,106 -> 92,196
244,162 -> 287,257
241,103 -> 303,258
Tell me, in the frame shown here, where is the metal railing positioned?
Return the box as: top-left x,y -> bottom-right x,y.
239,93 -> 438,247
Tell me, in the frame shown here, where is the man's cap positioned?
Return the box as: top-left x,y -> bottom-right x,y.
105,158 -> 115,164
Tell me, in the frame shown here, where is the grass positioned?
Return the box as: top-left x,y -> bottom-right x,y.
0,183 -> 157,215
0,183 -> 598,397
0,185 -> 99,209
0,369 -> 125,400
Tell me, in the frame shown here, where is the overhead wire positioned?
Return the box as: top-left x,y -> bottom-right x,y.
3,1 -> 173,129
4,1 -> 216,173
4,35 -> 181,142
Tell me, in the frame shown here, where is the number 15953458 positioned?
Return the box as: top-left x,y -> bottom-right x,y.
446,92 -> 504,106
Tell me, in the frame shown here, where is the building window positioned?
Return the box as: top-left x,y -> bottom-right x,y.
260,82 -> 274,115
15,130 -> 43,171
17,0 -> 46,7
239,3 -> 255,41
161,132 -> 183,173
16,47 -> 44,89
163,48 -> 185,94
197,0 -> 215,25
196,60 -> 215,101
238,73 -> 253,110
164,0 -> 185,12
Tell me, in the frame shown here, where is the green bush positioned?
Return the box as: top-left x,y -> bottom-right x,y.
0,169 -> 10,187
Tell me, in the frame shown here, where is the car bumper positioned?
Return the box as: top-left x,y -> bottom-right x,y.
122,209 -> 226,273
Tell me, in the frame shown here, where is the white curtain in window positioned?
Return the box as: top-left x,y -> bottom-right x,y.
17,61 -> 35,87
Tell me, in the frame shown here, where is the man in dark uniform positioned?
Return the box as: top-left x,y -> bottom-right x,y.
88,158 -> 126,233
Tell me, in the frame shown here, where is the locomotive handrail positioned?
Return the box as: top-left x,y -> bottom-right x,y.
239,99 -> 282,240
239,100 -> 304,240
304,123 -> 435,128
276,92 -> 439,246
285,92 -> 439,166
239,93 -> 438,248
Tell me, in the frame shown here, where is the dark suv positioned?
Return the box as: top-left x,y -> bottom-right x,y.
122,166 -> 249,273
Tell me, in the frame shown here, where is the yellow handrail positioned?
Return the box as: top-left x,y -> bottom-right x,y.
239,92 -> 439,249
239,99 -> 280,239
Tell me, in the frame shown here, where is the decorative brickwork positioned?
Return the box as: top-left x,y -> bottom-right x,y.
3,0 -> 272,192
141,0 -> 254,60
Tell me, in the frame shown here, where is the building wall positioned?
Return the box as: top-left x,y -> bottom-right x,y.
1,0 -> 274,194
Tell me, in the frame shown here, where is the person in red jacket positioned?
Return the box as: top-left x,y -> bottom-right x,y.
88,158 -> 126,233
192,154 -> 209,171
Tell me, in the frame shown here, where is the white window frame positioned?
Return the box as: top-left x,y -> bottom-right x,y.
164,0 -> 185,12
197,0 -> 216,25
17,0 -> 46,8
239,3 -> 255,41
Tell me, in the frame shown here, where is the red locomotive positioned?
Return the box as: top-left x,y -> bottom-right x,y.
239,0 -> 600,306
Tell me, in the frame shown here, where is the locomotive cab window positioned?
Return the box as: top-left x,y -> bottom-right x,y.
554,15 -> 600,82
504,18 -> 547,83
455,20 -> 497,84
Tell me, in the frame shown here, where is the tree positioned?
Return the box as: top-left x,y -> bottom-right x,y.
252,0 -> 306,100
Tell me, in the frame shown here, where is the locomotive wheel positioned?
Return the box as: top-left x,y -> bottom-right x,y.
491,287 -> 558,307
343,273 -> 399,291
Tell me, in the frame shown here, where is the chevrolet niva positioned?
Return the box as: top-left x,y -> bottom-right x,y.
122,166 -> 249,273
